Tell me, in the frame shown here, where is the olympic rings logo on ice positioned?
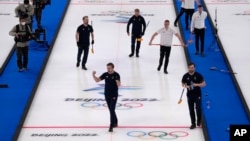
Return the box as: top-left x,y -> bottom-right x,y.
127,130 -> 189,140
81,102 -> 143,110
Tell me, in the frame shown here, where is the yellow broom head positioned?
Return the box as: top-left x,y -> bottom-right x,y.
178,99 -> 182,104
137,38 -> 143,42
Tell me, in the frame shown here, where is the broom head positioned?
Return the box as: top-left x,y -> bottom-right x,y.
178,99 -> 182,104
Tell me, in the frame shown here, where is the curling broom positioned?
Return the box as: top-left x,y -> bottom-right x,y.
178,88 -> 185,104
91,20 -> 94,54
136,20 -> 150,42
210,67 -> 237,74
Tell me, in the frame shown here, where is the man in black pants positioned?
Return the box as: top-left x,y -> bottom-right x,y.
191,5 -> 207,56
9,16 -> 33,72
174,1 -> 185,27
181,62 -> 206,129
149,20 -> 185,74
32,0 -> 50,27
75,16 -> 94,70
92,63 -> 121,132
127,8 -> 146,57
183,0 -> 200,30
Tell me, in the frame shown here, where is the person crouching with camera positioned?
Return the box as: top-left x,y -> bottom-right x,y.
9,16 -> 33,72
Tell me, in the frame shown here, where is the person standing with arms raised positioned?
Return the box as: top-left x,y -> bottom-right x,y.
76,16 -> 94,70
127,8 -> 146,58
190,5 -> 207,57
149,20 -> 185,74
181,62 -> 206,129
92,63 -> 121,132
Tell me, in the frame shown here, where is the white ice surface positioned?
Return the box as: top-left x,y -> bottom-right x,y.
0,1 -> 20,70
17,0 -> 204,141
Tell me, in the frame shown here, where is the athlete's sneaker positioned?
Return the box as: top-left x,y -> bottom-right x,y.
23,67 -> 28,71
157,66 -> 161,71
190,124 -> 196,129
18,68 -> 24,72
108,126 -> 113,132
197,122 -> 201,127
82,66 -> 87,70
201,53 -> 205,57
112,124 -> 118,128
164,70 -> 168,74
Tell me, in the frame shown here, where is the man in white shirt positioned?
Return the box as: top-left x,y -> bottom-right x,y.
184,0 -> 200,30
149,20 -> 185,74
190,5 -> 207,57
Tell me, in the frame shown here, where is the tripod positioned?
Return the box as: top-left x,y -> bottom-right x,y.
208,7 -> 219,52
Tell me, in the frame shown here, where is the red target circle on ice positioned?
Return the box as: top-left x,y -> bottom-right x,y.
124,102 -> 143,108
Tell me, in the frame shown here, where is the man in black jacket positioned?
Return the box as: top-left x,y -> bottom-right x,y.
127,9 -> 146,58
181,62 -> 206,129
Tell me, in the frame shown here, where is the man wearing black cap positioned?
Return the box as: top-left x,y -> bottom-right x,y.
127,8 -> 146,58
9,16 -> 33,72
15,0 -> 34,30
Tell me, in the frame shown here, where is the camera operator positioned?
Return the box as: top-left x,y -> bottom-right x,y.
32,0 -> 50,27
15,0 -> 34,30
9,16 -> 33,72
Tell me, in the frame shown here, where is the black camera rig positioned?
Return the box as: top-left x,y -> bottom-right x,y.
33,27 -> 46,43
17,9 -> 29,18
32,26 -> 49,48
15,26 -> 49,48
